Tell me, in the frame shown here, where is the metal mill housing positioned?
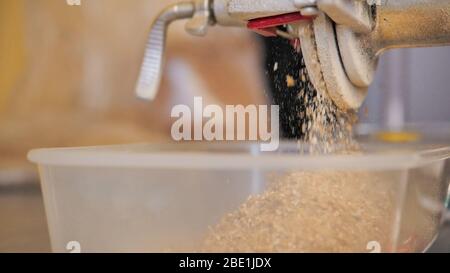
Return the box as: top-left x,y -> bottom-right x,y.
136,0 -> 450,110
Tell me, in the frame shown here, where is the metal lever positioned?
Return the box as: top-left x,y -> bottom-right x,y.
136,2 -> 195,101
136,0 -> 215,101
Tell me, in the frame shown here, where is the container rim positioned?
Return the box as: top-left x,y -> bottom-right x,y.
27,143 -> 450,171
27,123 -> 450,171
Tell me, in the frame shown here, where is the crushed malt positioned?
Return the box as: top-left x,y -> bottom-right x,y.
202,41 -> 386,253
202,171 -> 397,253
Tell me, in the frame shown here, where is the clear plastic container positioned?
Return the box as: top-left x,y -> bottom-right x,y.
28,124 -> 450,253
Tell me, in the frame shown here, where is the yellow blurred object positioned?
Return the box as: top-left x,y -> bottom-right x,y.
0,0 -> 25,115
376,131 -> 421,143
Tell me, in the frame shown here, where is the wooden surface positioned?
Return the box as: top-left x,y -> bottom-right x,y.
0,184 -> 50,253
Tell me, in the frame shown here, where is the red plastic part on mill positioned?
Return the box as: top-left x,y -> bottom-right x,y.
247,12 -> 314,37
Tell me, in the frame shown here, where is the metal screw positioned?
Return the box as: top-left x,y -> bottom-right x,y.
293,0 -> 319,16
300,6 -> 319,16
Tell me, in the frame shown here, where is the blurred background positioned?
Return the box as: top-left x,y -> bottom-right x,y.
0,0 -> 266,183
0,0 -> 449,252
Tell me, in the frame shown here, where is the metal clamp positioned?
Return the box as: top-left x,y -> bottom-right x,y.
186,0 -> 214,36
